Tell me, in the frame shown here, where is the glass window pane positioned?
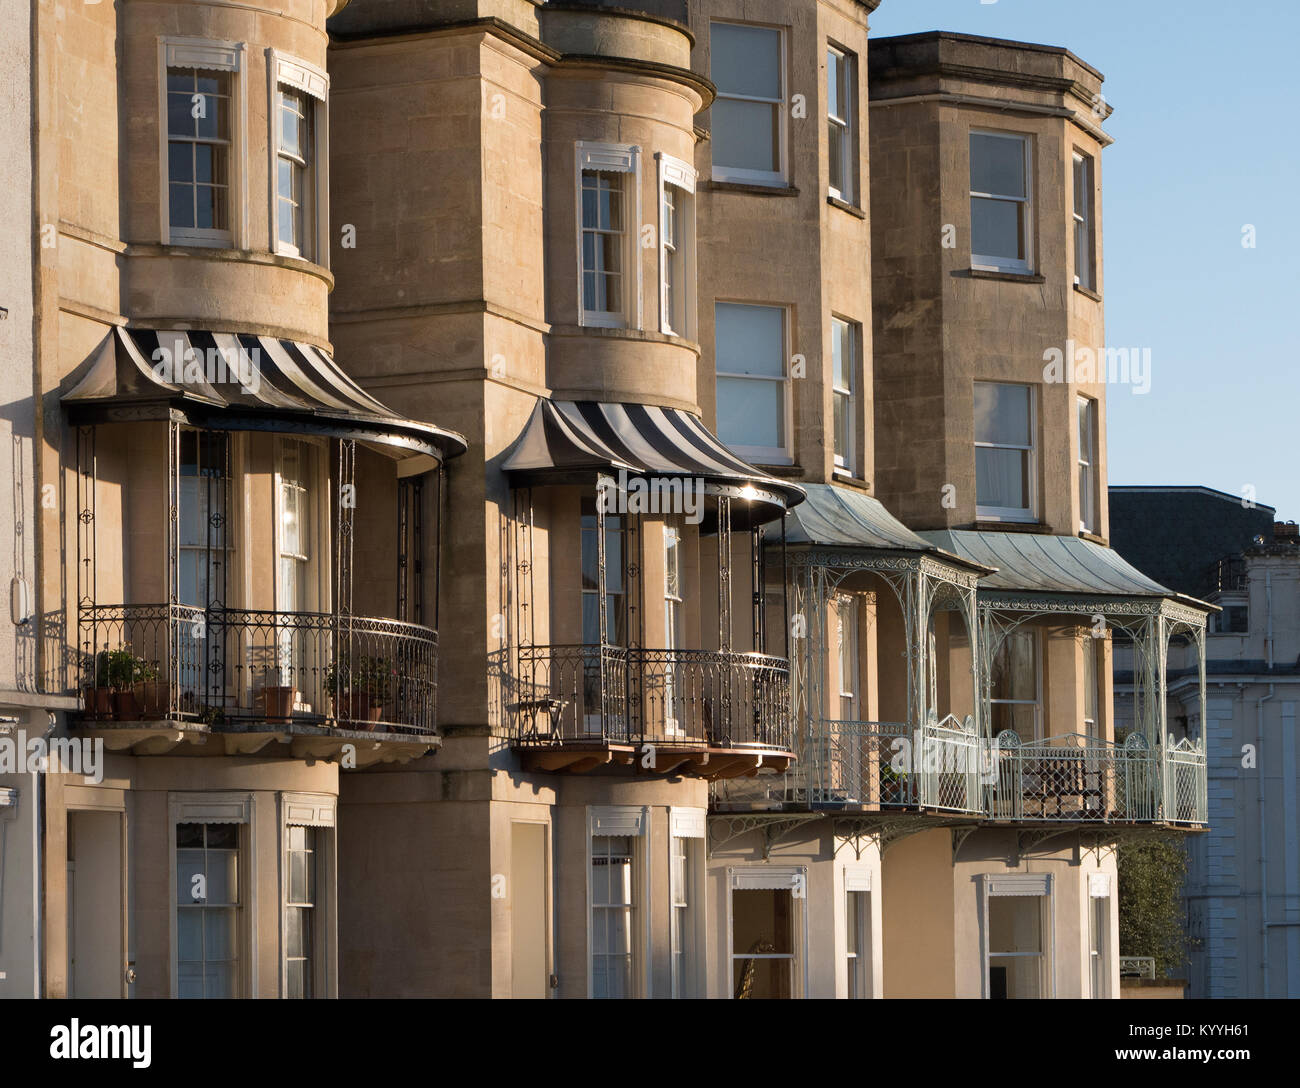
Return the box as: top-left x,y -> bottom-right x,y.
971,133 -> 1026,198
177,909 -> 203,961
712,99 -> 780,173
167,91 -> 194,138
168,142 -> 193,184
169,185 -> 194,229
971,197 -> 1024,261
716,303 -> 784,377
711,23 -> 781,100
975,447 -> 1028,510
974,383 -> 1030,447
204,908 -> 236,961
717,377 -> 783,451
826,51 -> 840,118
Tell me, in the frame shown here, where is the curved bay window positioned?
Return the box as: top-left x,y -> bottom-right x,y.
502,399 -> 802,777
64,328 -> 466,750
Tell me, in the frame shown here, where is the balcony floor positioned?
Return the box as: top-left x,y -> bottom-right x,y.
74,717 -> 439,766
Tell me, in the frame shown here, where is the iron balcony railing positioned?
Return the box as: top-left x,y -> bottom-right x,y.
511,644 -> 793,752
984,731 -> 1207,825
714,721 -> 1208,827
78,603 -> 438,735
808,716 -> 986,814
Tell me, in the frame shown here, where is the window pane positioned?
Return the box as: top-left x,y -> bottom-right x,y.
732,888 -> 794,955
970,133 -> 1025,198
716,303 -> 784,377
717,377 -> 783,451
971,197 -> 1023,261
711,23 -> 781,100
1073,155 -> 1089,217
167,90 -> 195,138
989,895 -> 1042,955
168,142 -> 193,184
826,51 -> 840,118
195,185 -> 226,231
204,908 -> 236,960
975,447 -> 1028,510
828,120 -> 843,192
991,630 -> 1037,702
712,99 -> 780,173
974,383 -> 1030,447
169,185 -> 194,229
834,391 -> 850,463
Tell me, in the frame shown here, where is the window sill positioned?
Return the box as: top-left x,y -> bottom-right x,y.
1073,283 -> 1103,302
972,520 -> 1048,534
827,195 -> 866,219
957,268 -> 1047,285
1078,530 -> 1107,545
747,460 -> 801,476
701,180 -> 800,198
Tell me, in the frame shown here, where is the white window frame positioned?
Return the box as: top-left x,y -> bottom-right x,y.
1088,873 -> 1112,999
586,805 -> 650,999
844,868 -> 872,999
159,38 -> 246,249
1073,151 -> 1095,290
279,793 -> 337,1000
970,130 -> 1033,274
656,152 -> 697,339
168,792 -> 256,998
663,522 -> 685,737
709,21 -> 788,187
974,380 -> 1038,523
669,808 -> 706,999
990,627 -> 1042,742
1082,633 -> 1101,737
827,44 -> 856,203
267,50 -> 330,266
714,301 -> 793,465
576,142 -> 641,330
834,593 -> 860,722
980,872 -> 1055,999
831,316 -> 858,475
726,865 -> 809,999
1077,395 -> 1097,534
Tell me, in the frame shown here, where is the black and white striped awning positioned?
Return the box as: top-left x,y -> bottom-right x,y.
62,327 -> 466,461
502,399 -> 804,510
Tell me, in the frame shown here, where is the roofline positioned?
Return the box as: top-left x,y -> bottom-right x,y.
867,30 -> 1104,82
1108,484 -> 1277,512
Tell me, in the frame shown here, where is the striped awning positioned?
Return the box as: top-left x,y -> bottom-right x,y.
62,327 -> 466,461
502,399 -> 804,510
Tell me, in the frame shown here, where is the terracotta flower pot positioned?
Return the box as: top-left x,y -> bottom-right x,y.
135,679 -> 170,719
259,685 -> 297,724
336,691 -> 381,730
111,690 -> 141,722
83,686 -> 112,719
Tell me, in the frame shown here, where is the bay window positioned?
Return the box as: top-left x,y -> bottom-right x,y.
174,818 -> 243,998
983,874 -> 1054,999
1078,396 -> 1097,534
589,806 -> 647,999
657,153 -> 697,338
1073,152 -> 1096,290
710,22 -> 785,186
974,381 -> 1036,522
970,131 -> 1032,272
827,46 -> 856,202
271,53 -> 329,263
990,628 -> 1040,743
832,317 -> 858,473
715,302 -> 790,464
578,143 -> 640,328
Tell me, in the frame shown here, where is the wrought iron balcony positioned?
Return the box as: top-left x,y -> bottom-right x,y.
986,732 -> 1207,825
510,644 -> 794,776
77,603 -> 438,739
715,721 -> 1208,828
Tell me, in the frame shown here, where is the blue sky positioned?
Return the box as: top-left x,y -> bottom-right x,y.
870,0 -> 1300,523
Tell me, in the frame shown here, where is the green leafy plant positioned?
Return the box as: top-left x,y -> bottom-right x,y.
1118,833 -> 1190,977
104,646 -> 152,691
326,655 -> 396,702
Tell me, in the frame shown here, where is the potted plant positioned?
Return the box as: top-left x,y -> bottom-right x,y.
106,646 -> 145,721
82,650 -> 113,719
326,655 -> 390,729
